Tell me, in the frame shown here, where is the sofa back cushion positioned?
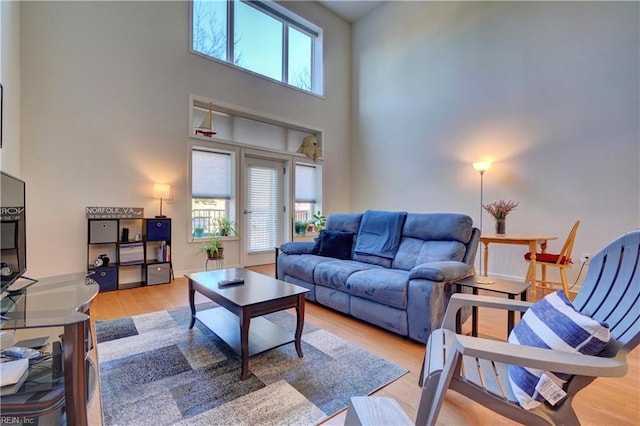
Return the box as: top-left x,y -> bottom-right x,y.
392,213 -> 473,270
325,213 -> 363,234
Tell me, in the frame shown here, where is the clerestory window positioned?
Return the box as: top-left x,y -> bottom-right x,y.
191,0 -> 323,95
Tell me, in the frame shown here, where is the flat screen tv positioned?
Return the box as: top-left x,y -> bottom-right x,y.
1,171 -> 27,292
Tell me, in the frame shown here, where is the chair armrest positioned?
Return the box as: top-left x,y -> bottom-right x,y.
409,261 -> 472,282
442,293 -> 532,331
453,334 -> 628,377
279,241 -> 315,255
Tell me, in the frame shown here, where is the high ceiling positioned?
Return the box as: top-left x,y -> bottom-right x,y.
317,1 -> 385,22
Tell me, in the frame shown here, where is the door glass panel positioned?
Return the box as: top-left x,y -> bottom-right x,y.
247,163 -> 280,253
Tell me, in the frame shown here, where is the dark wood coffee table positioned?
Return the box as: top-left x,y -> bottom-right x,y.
186,268 -> 309,380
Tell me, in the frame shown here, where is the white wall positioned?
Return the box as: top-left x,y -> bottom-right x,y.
0,0 -> 21,176
352,2 -> 640,284
19,1 -> 351,278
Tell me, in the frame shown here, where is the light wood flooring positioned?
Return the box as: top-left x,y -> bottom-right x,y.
90,265 -> 639,425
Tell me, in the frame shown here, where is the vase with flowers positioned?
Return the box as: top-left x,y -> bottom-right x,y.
483,200 -> 520,235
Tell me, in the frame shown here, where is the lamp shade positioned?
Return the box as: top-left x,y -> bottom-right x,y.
472,161 -> 492,173
153,183 -> 171,200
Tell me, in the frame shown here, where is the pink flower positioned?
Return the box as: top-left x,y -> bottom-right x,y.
483,200 -> 520,221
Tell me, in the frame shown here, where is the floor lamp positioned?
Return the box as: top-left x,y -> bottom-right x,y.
472,161 -> 491,276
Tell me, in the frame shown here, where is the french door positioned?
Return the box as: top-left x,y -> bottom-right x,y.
242,156 -> 286,266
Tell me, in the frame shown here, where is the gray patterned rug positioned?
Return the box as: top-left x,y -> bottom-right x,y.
96,305 -> 408,425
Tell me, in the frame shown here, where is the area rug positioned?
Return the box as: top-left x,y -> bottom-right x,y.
95,304 -> 408,425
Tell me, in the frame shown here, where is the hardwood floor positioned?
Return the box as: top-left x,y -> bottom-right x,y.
90,265 -> 639,425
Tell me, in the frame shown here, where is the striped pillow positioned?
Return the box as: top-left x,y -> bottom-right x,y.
507,290 -> 610,410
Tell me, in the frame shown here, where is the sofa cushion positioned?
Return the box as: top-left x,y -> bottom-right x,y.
313,230 -> 354,260
280,241 -> 315,255
402,213 -> 473,242
393,239 -> 466,270
278,254 -> 334,283
507,290 -> 610,410
346,269 -> 409,309
353,252 -> 393,268
314,260 -> 379,291
325,213 -> 363,234
408,261 -> 472,282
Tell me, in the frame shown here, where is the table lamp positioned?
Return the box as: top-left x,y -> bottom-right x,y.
153,183 -> 171,218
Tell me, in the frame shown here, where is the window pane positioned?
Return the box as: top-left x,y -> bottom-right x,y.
247,165 -> 279,252
295,202 -> 312,223
234,0 -> 283,81
192,0 -> 228,61
192,199 -> 227,238
288,27 -> 312,91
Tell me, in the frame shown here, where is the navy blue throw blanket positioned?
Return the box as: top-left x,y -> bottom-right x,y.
354,210 -> 407,259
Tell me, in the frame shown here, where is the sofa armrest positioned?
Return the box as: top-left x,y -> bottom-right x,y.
279,241 -> 316,255
409,261 -> 472,282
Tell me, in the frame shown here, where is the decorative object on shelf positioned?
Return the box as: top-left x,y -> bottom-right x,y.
200,235 -> 224,260
152,183 -> 171,218
94,254 -> 110,267
473,161 -> 491,275
195,102 -> 217,137
483,199 -> 520,236
297,135 -> 322,161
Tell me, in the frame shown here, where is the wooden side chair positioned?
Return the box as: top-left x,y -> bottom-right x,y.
344,230 -> 640,426
525,220 -> 580,298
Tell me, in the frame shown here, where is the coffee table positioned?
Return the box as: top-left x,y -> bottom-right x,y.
186,268 -> 309,380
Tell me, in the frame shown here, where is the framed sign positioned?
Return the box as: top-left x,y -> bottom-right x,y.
86,207 -> 144,219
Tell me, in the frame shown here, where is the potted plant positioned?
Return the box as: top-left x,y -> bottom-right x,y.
295,221 -> 307,235
217,217 -> 239,237
199,235 -> 224,259
310,211 -> 326,232
483,200 -> 520,235
193,224 -> 204,238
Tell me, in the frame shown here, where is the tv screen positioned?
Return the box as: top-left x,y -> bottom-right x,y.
1,171 -> 27,292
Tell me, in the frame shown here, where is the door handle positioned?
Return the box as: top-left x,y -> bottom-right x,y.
244,210 -> 252,214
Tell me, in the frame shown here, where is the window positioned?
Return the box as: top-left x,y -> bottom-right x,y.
191,148 -> 235,238
294,163 -> 321,224
191,0 -> 323,95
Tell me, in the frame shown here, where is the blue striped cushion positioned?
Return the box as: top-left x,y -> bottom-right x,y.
507,290 -> 610,410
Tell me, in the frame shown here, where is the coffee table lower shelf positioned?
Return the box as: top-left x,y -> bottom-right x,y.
196,307 -> 297,358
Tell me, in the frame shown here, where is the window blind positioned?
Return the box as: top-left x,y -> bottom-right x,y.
192,150 -> 231,199
248,165 -> 278,252
295,164 -> 316,203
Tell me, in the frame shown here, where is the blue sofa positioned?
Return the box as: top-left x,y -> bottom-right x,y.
277,211 -> 480,343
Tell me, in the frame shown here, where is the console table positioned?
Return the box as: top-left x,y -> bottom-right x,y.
0,273 -> 99,426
